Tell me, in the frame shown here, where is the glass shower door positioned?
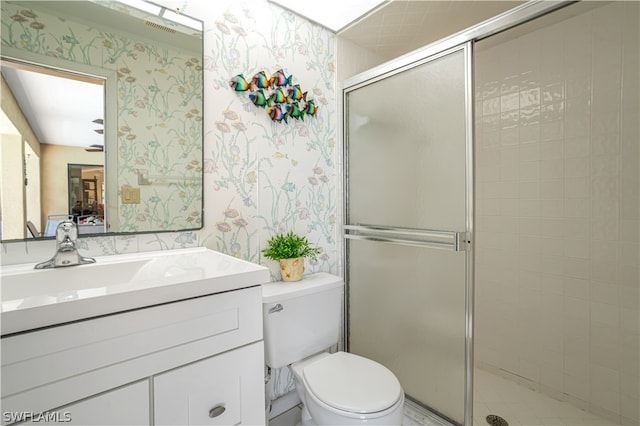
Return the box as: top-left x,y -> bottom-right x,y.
344,44 -> 472,425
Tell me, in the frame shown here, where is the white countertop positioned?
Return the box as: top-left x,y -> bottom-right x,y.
1,247 -> 270,335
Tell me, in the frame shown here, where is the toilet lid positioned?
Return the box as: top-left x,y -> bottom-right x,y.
303,352 -> 402,414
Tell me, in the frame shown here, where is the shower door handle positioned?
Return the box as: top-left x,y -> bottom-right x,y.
343,224 -> 470,252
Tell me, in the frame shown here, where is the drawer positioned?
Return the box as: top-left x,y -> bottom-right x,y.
154,341 -> 265,426
13,380 -> 149,426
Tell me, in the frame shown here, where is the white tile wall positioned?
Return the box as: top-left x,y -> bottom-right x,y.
475,2 -> 639,424
336,37 -> 387,83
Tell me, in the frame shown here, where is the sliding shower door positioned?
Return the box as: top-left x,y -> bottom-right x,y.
344,44 -> 472,425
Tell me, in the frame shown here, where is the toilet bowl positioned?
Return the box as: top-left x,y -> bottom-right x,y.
262,273 -> 405,425
291,351 -> 405,425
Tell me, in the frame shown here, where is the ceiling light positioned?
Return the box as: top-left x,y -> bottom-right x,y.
161,9 -> 203,31
117,0 -> 202,32
117,0 -> 162,15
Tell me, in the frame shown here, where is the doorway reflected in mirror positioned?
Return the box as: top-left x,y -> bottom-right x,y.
68,164 -> 105,236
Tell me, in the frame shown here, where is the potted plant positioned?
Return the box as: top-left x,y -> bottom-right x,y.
262,232 -> 321,281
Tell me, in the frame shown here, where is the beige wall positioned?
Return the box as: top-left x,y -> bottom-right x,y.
40,144 -> 103,225
0,133 -> 25,239
1,75 -> 40,157
24,142 -> 41,231
1,74 -> 43,238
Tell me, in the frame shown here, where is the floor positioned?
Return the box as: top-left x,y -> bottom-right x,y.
269,369 -> 616,426
268,403 -> 445,426
269,407 -> 301,426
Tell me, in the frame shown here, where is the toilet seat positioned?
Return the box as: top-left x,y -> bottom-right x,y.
302,352 -> 403,415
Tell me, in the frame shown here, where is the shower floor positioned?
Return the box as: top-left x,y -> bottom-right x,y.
473,368 -> 616,426
269,368 -> 616,426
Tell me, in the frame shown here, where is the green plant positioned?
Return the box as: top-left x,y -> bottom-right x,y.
262,232 -> 321,261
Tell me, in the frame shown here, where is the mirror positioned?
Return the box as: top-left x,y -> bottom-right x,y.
0,0 -> 203,242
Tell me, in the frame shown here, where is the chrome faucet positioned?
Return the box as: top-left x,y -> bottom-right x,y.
34,220 -> 96,269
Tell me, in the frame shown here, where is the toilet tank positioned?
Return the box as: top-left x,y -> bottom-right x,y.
262,273 -> 343,369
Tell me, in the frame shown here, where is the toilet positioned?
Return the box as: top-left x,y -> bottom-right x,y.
262,272 -> 405,425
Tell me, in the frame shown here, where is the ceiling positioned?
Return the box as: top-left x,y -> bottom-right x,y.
270,0 -> 525,61
269,0 -> 388,32
338,0 -> 525,60
1,63 -> 104,149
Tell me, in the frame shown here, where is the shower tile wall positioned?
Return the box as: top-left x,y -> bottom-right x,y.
474,2 -> 639,424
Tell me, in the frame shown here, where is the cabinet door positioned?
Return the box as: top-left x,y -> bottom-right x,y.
154,341 -> 265,426
20,380 -> 149,426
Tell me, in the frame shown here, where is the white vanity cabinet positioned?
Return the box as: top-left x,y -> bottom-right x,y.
1,286 -> 265,426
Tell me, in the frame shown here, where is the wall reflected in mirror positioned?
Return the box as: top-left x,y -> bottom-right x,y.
0,0 -> 203,242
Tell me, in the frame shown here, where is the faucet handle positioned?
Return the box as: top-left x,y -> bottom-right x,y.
34,220 -> 95,269
56,220 -> 78,242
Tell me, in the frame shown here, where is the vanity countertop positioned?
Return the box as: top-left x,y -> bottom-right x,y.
0,247 -> 270,335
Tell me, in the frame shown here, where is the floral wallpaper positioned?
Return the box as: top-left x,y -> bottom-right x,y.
1,1 -> 203,233
194,0 -> 338,277
1,0 -> 339,280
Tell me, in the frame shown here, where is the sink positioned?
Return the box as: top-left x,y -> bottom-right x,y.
1,247 -> 270,335
1,259 -> 150,302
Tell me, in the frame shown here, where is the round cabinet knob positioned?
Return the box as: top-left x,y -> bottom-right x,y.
208,404 -> 226,418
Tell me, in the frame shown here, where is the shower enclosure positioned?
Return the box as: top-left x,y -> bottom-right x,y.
344,43 -> 472,425
343,1 -> 638,425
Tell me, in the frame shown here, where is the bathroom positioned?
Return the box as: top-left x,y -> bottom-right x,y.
1,0 -> 638,425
